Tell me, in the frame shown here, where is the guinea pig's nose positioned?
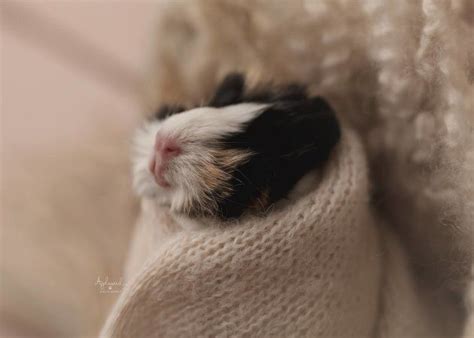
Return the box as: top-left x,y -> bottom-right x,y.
149,134 -> 181,188
155,134 -> 181,160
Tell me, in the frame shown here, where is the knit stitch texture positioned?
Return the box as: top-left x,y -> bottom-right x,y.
103,0 -> 473,336
102,130 -> 460,337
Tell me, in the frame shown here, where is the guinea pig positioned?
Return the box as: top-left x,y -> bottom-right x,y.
132,73 -> 341,221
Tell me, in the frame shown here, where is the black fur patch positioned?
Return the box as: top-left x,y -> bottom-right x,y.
208,73 -> 245,107
154,73 -> 341,220
210,73 -> 341,219
154,104 -> 187,121
208,73 -> 308,107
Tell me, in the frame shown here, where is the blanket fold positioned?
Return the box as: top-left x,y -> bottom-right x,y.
101,129 -> 458,337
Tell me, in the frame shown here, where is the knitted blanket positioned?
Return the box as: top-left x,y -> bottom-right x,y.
103,0 -> 473,336
101,130 -> 459,337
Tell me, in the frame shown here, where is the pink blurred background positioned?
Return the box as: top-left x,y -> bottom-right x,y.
1,1 -> 160,336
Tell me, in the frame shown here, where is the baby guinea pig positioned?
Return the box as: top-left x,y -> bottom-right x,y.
132,73 -> 341,220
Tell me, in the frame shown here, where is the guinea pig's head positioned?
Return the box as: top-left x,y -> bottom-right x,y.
133,73 -> 340,219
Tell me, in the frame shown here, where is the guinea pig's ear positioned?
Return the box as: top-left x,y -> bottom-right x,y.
208,73 -> 245,107
153,104 -> 187,121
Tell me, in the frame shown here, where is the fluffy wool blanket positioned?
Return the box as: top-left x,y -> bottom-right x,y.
102,130 -> 459,337
103,0 -> 473,336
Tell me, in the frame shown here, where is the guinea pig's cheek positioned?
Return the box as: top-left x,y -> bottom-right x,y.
165,163 -> 181,187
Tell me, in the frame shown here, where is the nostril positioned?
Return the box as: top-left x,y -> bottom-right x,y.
164,145 -> 180,155
155,133 -> 181,159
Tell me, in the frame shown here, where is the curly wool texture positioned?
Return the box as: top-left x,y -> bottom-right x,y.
145,0 -> 473,295
103,0 -> 473,336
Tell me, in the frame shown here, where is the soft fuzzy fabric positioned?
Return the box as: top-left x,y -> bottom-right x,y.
145,0 -> 474,291
103,0 -> 473,336
102,129 -> 460,337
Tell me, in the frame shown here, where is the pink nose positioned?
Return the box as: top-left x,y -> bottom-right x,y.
149,134 -> 181,187
155,135 -> 181,159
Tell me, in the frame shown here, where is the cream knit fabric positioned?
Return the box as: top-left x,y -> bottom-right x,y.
144,0 -> 473,292
102,0 -> 473,336
101,130 -> 460,337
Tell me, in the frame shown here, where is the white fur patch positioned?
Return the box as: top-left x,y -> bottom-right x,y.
157,103 -> 267,143
132,103 -> 267,213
